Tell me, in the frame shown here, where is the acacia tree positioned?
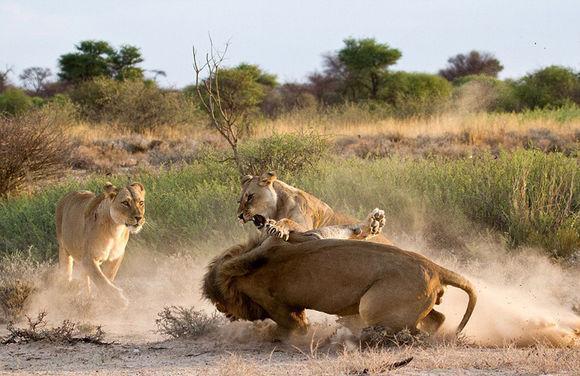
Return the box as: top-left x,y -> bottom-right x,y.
19,67 -> 52,95
439,51 -> 503,81
109,45 -> 145,80
192,42 -> 266,174
58,40 -> 144,83
337,38 -> 402,100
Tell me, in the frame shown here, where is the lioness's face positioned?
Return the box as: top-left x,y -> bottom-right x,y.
237,172 -> 278,228
108,183 -> 146,234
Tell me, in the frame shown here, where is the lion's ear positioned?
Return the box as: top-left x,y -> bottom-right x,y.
258,171 -> 277,187
103,182 -> 119,199
130,182 -> 145,193
130,182 -> 145,198
241,175 -> 253,186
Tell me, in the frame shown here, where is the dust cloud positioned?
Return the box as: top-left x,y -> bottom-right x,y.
409,237 -> 580,347
23,232 -> 579,348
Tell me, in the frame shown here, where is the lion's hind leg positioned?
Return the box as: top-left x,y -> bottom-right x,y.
351,208 -> 386,240
303,208 -> 386,241
419,309 -> 446,334
58,246 -> 73,283
358,278 -> 428,335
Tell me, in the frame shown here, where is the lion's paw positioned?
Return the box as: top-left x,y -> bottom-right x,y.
264,219 -> 290,241
367,208 -> 386,235
354,208 -> 386,239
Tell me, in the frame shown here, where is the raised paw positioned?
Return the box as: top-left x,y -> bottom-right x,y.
354,208 -> 386,239
264,219 -> 290,241
367,208 -> 386,235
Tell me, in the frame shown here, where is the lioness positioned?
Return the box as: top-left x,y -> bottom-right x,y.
55,182 -> 145,305
203,213 -> 476,336
237,172 -> 391,244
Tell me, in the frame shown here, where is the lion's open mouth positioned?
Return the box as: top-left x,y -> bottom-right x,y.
252,215 -> 266,229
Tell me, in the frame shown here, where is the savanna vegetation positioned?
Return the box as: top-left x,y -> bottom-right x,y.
0,35 -> 578,376
0,37 -> 578,262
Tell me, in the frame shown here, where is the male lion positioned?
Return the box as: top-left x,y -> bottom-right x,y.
55,182 -> 145,305
237,172 -> 391,244
203,213 -> 476,337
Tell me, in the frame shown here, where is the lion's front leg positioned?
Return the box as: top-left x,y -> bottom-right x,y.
264,218 -> 309,241
82,256 -> 129,306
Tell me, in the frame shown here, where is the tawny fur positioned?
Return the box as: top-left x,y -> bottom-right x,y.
237,172 -> 391,244
55,182 -> 145,304
203,235 -> 476,335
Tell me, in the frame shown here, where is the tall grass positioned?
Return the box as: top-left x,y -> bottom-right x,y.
0,150 -> 577,261
255,104 -> 580,138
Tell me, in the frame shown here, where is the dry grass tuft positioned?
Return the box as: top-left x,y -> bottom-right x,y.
0,281 -> 36,322
360,327 -> 430,348
0,111 -> 72,197
1,311 -> 107,345
156,306 -> 224,339
0,251 -> 49,323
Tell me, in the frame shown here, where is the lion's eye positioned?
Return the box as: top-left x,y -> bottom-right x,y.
247,194 -> 254,203
122,201 -> 130,207
139,201 -> 144,206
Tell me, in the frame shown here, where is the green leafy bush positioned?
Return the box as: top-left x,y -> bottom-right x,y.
238,133 -> 330,176
515,66 -> 580,109
70,77 -> 201,132
381,72 -> 452,116
0,88 -> 33,116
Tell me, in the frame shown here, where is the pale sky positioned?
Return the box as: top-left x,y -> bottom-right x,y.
1,0 -> 579,88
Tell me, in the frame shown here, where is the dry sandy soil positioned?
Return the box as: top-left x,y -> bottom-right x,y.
1,238 -> 578,375
2,319 -> 579,376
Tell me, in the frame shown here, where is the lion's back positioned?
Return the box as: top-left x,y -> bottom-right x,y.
55,190 -> 95,247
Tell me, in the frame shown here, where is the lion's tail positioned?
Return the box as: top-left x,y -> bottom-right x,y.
437,266 -> 477,334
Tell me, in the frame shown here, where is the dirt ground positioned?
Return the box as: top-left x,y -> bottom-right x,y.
1,240 -> 578,375
2,322 -> 579,376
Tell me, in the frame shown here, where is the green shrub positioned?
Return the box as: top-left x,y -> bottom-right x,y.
0,88 -> 33,116
238,133 -> 330,176
381,72 -> 452,116
0,150 -> 576,261
37,94 -> 79,126
515,66 -> 580,109
69,77 -> 202,132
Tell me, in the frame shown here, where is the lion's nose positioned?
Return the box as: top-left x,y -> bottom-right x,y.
135,216 -> 142,222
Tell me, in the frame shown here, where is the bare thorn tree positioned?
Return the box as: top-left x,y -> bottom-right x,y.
192,39 -> 248,175
19,67 -> 53,95
0,66 -> 13,92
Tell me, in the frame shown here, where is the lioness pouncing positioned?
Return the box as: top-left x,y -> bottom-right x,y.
204,212 -> 476,336
237,171 -> 391,244
55,182 -> 145,305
